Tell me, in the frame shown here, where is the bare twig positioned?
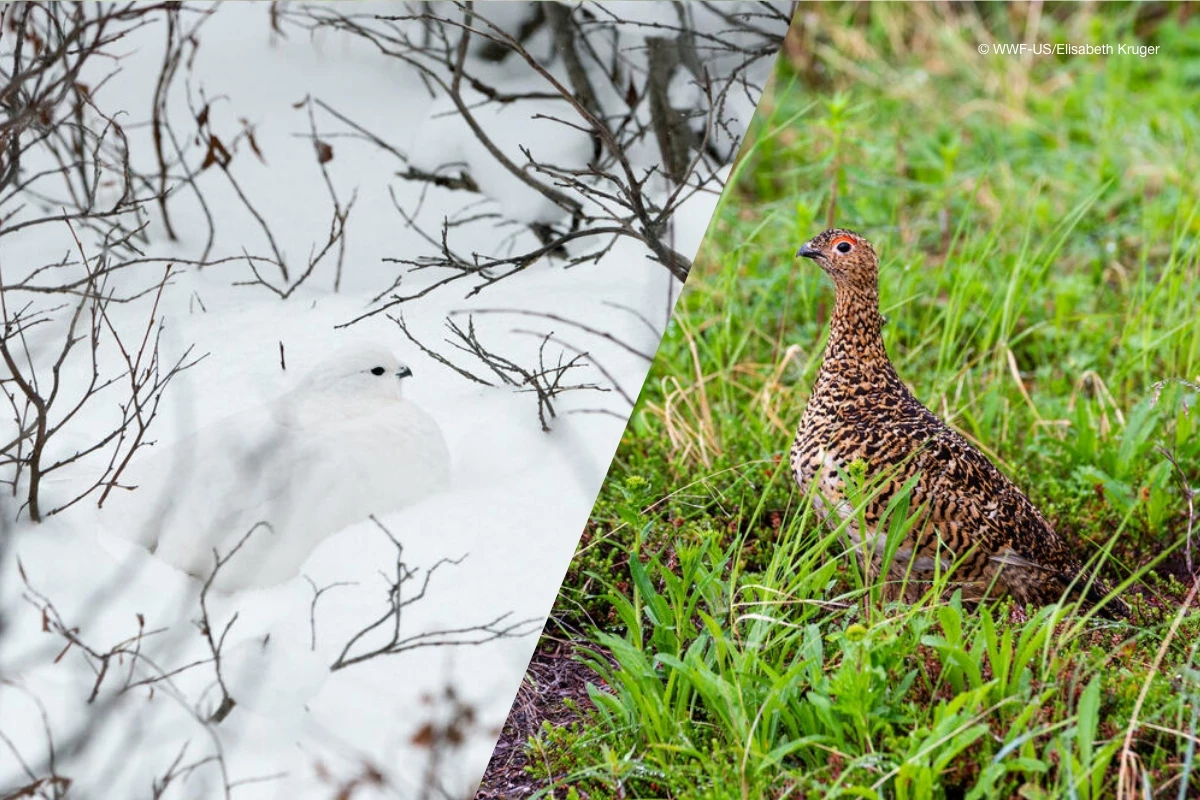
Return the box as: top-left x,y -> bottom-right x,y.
197,523 -> 271,724
393,312 -> 609,432
1,225 -> 201,521
1157,445 -> 1197,579
330,517 -> 539,671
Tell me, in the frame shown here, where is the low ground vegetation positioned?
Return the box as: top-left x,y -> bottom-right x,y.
506,4 -> 1200,798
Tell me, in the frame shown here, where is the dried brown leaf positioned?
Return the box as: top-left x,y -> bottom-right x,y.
315,139 -> 333,164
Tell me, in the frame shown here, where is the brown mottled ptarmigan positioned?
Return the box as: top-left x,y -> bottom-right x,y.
790,228 -> 1128,617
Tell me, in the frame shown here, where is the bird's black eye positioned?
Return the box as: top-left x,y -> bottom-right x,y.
370,366 -> 386,376
836,241 -> 852,254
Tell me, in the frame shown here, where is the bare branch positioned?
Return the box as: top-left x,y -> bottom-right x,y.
329,517 -> 539,671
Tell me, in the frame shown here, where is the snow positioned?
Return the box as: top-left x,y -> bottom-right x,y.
410,92 -> 595,226
0,2 -> 783,797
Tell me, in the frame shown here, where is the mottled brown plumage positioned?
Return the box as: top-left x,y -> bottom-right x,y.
790,228 -> 1127,617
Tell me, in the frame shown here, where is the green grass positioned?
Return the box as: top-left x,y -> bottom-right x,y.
529,4 -> 1200,798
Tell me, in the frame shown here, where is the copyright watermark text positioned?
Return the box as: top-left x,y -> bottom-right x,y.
979,43 -> 1160,57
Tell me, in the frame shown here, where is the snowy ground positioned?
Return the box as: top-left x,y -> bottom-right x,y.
0,3 -> 781,797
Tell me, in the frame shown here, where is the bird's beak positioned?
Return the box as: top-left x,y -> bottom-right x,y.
796,243 -> 821,260
396,365 -> 413,379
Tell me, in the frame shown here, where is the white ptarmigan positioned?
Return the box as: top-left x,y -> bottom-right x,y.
102,346 -> 450,592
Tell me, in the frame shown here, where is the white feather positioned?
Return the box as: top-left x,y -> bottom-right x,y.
100,345 -> 450,592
